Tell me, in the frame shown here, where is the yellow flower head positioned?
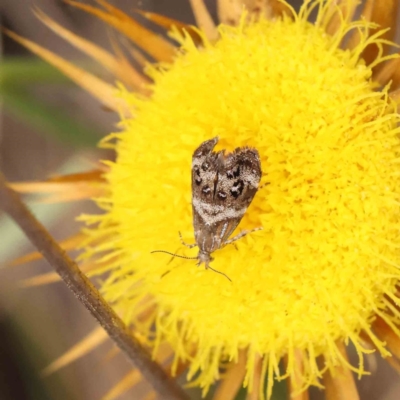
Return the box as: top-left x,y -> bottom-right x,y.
77,1 -> 400,397
11,0 -> 400,398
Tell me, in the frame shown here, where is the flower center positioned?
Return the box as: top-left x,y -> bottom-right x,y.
90,6 -> 400,395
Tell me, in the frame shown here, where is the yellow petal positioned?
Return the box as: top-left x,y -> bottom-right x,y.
8,233 -> 87,267
212,350 -> 246,400
323,343 -> 360,400
325,0 -> 358,36
378,51 -> 400,89
268,0 -> 293,18
101,346 -> 120,365
285,350 -> 310,400
217,0 -> 289,26
42,327 -> 108,376
103,370 -> 142,400
345,0 -> 374,51
361,0 -> 399,67
246,354 -> 263,400
189,0 -> 219,41
373,315 -> 400,359
103,345 -> 172,400
373,57 -> 400,86
34,8 -> 148,92
20,272 -> 61,287
10,183 -> 104,203
133,9 -> 203,46
10,170 -> 106,203
217,0 -> 243,26
19,259 -> 99,287
45,170 -> 106,183
142,393 -> 156,400
3,29 -> 129,113
66,0 -> 175,63
33,188 -> 104,204
389,87 -> 400,104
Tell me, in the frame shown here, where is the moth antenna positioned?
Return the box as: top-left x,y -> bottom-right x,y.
207,266 -> 232,282
151,250 -> 198,260
151,251 -> 232,282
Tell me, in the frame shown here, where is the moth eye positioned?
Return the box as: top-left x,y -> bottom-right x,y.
217,191 -> 227,200
202,186 -> 211,195
226,165 -> 240,179
230,179 -> 244,199
226,170 -> 234,179
193,167 -> 202,185
201,162 -> 210,171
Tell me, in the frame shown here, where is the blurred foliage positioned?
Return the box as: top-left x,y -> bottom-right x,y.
0,314 -> 74,400
1,58 -> 100,147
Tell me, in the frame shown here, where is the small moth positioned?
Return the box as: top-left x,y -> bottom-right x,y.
152,137 -> 262,280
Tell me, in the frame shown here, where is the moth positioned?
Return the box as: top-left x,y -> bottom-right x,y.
152,137 -> 262,280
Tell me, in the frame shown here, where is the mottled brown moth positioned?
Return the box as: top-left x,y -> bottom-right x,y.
152,137 -> 262,281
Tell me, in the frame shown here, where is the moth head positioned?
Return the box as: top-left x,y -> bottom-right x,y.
197,250 -> 213,267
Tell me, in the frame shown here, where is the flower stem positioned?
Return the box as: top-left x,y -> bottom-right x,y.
0,172 -> 189,400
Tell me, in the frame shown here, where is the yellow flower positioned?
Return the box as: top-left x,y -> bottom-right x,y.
8,0 -> 400,399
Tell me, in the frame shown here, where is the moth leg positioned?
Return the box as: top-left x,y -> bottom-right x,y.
226,242 -> 238,250
223,227 -> 263,246
178,231 -> 197,248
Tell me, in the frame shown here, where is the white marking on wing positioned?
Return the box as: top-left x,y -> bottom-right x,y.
220,221 -> 228,239
192,197 -> 246,225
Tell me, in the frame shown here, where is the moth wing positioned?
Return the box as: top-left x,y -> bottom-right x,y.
212,147 -> 261,242
191,139 -> 262,252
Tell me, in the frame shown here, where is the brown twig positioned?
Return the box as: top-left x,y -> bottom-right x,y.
0,172 -> 189,400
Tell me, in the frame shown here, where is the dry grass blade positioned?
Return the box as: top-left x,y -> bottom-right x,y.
189,0 -> 219,41
361,0 -> 399,68
325,0 -> 358,36
42,327 -> 109,376
35,8 -> 148,92
66,0 -> 176,63
133,9 -> 203,46
3,29 -> 129,114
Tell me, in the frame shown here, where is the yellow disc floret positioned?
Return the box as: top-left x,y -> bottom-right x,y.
81,2 -> 400,398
